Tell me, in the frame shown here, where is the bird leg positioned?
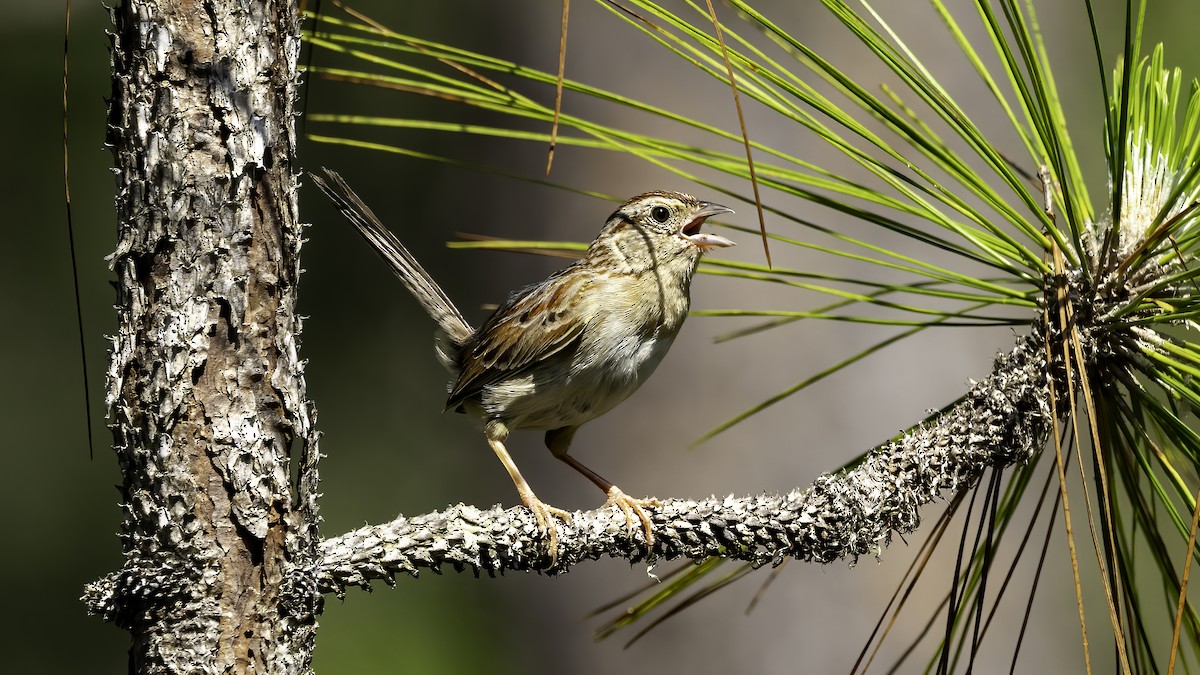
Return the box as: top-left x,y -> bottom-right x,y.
545,427 -> 658,548
485,421 -> 571,565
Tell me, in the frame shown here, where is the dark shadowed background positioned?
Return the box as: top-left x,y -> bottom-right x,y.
5,1 -> 1199,672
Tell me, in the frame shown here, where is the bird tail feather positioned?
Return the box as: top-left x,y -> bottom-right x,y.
311,168 -> 474,345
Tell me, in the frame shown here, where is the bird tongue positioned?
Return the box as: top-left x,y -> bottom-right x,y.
682,218 -> 705,236
683,215 -> 736,249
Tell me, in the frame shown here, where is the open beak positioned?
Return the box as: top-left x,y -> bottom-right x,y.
680,202 -> 736,250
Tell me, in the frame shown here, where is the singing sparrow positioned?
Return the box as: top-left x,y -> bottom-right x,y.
312,169 -> 735,563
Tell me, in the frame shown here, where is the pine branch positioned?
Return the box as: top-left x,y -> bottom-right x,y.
314,333 -> 1050,593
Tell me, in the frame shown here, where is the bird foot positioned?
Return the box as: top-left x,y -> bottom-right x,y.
604,486 -> 659,548
523,496 -> 572,566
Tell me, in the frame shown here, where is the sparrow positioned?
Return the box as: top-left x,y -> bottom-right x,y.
312,169 -> 735,563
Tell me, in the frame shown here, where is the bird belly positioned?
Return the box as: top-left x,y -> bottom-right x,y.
469,269 -> 690,431
476,329 -> 676,430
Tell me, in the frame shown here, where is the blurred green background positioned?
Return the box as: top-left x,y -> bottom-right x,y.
5,1 -> 1200,673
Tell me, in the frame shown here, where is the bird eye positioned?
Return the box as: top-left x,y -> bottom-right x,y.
650,205 -> 671,223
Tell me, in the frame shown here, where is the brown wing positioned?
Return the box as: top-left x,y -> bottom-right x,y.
446,265 -> 596,410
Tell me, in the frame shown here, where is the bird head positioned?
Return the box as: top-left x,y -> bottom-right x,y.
591,191 -> 735,275
617,191 -> 735,250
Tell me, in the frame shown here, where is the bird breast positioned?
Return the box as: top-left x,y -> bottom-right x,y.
476,266 -> 692,430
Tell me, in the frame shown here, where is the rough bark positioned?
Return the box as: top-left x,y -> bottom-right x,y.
84,1 -> 321,672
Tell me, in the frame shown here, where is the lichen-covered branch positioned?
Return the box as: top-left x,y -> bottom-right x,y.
318,333 -> 1050,593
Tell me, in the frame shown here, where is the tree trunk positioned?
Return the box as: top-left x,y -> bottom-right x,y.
88,1 -> 321,672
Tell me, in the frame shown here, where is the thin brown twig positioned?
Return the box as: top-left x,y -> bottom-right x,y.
936,475 -> 986,675
701,0 -> 770,268
1167,486 -> 1200,675
1010,453 -> 1068,675
1050,161 -> 1131,672
744,559 -> 786,616
976,452 -> 1052,641
1047,309 -> 1091,674
1066,320 -> 1132,673
548,0 -> 569,175
1039,166 -> 1092,674
851,491 -> 962,675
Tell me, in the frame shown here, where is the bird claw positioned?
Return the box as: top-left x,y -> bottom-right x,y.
524,498 -> 572,567
604,486 -> 659,548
